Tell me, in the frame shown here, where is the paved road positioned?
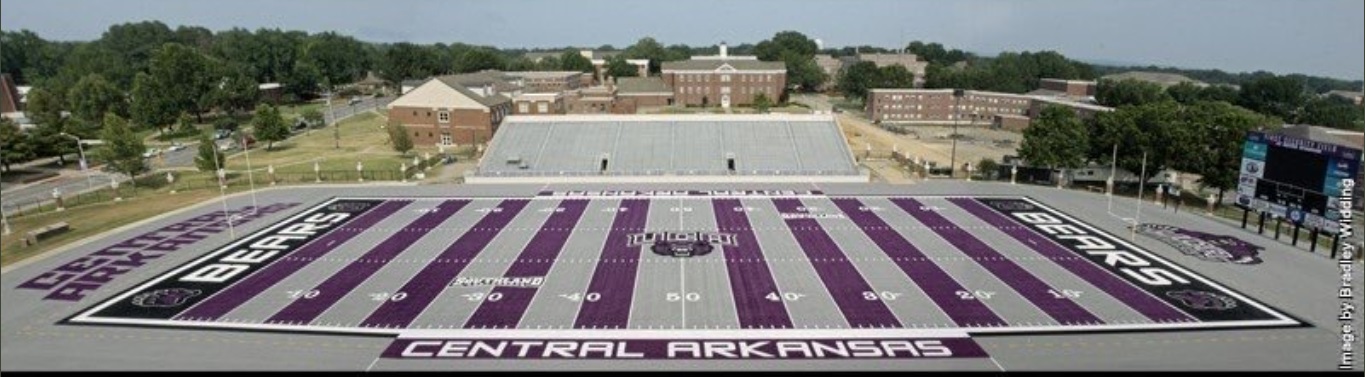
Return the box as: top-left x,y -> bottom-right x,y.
0,169 -> 126,214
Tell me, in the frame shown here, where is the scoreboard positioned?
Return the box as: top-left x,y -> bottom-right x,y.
1236,131 -> 1361,233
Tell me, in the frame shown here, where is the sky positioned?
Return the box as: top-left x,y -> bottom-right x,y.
2,0 -> 1362,80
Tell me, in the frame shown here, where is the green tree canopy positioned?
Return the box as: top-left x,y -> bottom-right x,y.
1095,79 -> 1172,108
252,104 -> 289,151
604,55 -> 638,79
194,132 -> 224,172
130,72 -> 178,133
97,113 -> 147,179
754,31 -> 824,92
1237,75 -> 1306,121
1020,105 -> 1089,170
559,50 -> 594,73
0,118 -> 36,171
388,124 -> 414,156
66,74 -> 127,125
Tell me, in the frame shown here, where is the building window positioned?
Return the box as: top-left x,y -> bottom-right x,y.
438,111 -> 450,123
721,75 -> 731,82
519,102 -> 529,113
537,102 -> 549,113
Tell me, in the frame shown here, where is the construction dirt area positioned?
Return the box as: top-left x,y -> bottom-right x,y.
837,113 -> 1022,183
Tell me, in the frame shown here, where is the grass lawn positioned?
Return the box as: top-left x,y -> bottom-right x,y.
223,111 -> 438,175
0,181 -> 249,267
278,101 -> 326,120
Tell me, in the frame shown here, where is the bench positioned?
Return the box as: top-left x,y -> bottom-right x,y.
23,221 -> 71,247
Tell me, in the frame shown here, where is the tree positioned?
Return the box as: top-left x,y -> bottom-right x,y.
130,72 -> 178,133
452,46 -> 506,73
1096,79 -> 1172,107
97,113 -> 147,180
533,55 -> 561,71
214,69 -> 261,115
177,113 -> 196,131
1299,96 -> 1362,131
298,32 -> 369,89
388,124 -> 414,155
1178,101 -> 1268,204
1087,101 -> 1184,175
380,42 -> 444,90
147,43 -> 217,122
193,132 -> 224,172
1237,75 -> 1306,121
252,104 -> 289,151
302,109 -> 325,128
1020,105 -> 1088,170
214,117 -> 239,131
836,61 -> 882,100
753,92 -> 773,113
754,31 -> 824,92
24,87 -> 66,128
876,65 -> 916,89
604,55 -> 638,79
283,61 -> 323,100
66,74 -> 127,125
0,118 -> 36,172
559,50 -> 594,73
623,37 -> 667,74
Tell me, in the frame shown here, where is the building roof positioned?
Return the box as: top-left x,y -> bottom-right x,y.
1324,90 -> 1363,100
1271,124 -> 1364,150
1100,71 -> 1207,88
505,71 -> 583,80
477,114 -> 859,177
389,72 -> 517,109
522,51 -> 561,61
615,77 -> 672,95
661,59 -> 786,72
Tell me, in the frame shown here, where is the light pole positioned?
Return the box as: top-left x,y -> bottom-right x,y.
328,91 -> 340,150
950,89 -> 964,179
59,133 -> 94,190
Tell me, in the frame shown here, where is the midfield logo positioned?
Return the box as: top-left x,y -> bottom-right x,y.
628,231 -> 737,258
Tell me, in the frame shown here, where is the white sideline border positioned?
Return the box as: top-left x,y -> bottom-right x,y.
62,194 -> 1302,337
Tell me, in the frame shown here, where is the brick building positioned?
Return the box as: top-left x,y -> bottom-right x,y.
386,72 -> 517,147
614,77 -> 674,110
866,88 -> 1113,129
866,89 -> 1032,124
1,73 -> 21,114
855,53 -> 929,87
504,71 -> 584,93
661,44 -> 786,108
512,92 -> 565,115
1036,79 -> 1097,98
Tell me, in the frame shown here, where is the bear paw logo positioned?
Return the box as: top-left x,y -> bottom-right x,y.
1166,290 -> 1237,311
131,288 -> 202,308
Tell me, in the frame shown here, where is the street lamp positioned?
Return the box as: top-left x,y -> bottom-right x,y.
950,89 -> 964,179
59,132 -> 95,190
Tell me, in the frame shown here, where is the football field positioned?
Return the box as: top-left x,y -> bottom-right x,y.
1,182 -> 1352,371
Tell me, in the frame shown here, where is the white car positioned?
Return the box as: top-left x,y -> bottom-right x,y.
167,142 -> 187,152
142,148 -> 161,158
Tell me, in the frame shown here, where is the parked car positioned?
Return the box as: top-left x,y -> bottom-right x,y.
167,142 -> 187,152
142,148 -> 161,158
214,129 -> 233,140
348,97 -> 363,106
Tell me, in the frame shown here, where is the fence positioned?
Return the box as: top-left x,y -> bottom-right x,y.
2,153 -> 442,219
